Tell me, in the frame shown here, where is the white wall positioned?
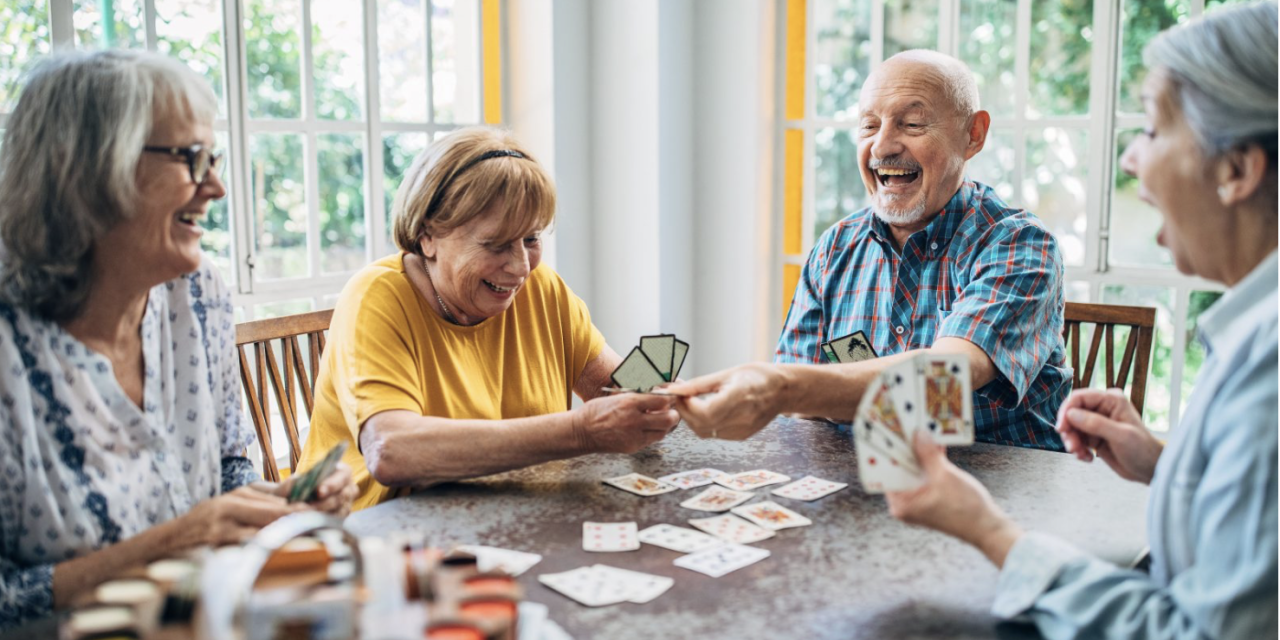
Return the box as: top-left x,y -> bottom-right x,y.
508,0 -> 776,376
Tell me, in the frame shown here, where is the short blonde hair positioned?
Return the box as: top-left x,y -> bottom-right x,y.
392,127 -> 556,253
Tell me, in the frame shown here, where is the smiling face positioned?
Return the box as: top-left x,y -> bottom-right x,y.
420,202 -> 544,324
1118,69 -> 1225,279
99,105 -> 225,285
856,58 -> 984,229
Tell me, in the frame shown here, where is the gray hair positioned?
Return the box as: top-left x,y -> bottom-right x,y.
0,49 -> 217,321
883,49 -> 981,118
1144,1 -> 1278,162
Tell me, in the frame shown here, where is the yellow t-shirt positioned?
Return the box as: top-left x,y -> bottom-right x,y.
297,253 -> 605,510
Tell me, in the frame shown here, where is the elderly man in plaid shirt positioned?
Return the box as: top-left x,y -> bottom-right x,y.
670,50 -> 1069,450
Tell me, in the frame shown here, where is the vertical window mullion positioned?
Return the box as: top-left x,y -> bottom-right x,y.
143,0 -> 158,51
226,0 -> 256,294
870,0 -> 884,71
1085,0 -> 1122,275
363,0 -> 387,260
301,0 -> 321,279
424,0 -> 435,126
937,0 -> 959,56
1012,0 -> 1030,209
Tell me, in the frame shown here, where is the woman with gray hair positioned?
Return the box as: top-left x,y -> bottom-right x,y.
886,2 -> 1277,638
0,50 -> 355,629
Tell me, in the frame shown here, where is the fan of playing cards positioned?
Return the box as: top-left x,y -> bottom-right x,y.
608,334 -> 690,393
853,353 -> 975,493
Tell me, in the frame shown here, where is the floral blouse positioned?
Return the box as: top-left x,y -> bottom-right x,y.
0,258 -> 258,630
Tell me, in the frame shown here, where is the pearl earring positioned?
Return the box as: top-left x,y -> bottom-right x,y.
1218,185 -> 1229,200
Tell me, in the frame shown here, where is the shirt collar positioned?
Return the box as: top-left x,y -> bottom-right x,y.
1198,250 -> 1278,351
866,181 -> 976,253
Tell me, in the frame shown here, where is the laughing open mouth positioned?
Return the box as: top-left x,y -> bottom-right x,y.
483,280 -> 518,293
176,211 -> 206,226
875,167 -> 921,187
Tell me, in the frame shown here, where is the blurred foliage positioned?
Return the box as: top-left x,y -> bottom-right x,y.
0,0 -> 51,111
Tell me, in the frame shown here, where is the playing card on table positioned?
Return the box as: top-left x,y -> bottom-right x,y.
637,524 -> 724,553
454,545 -> 542,576
771,475 -> 849,501
604,473 -> 678,496
916,353 -> 975,445
590,565 -> 674,604
583,522 -> 640,552
715,469 -> 791,491
639,334 -> 677,381
687,514 -> 776,544
610,346 -> 669,393
680,486 -> 754,512
538,566 -> 633,607
825,330 -> 878,364
730,500 -> 812,530
659,468 -> 725,489
673,543 -> 770,578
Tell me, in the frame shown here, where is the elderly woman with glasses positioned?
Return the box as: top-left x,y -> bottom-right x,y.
296,126 -> 681,511
885,3 -> 1277,638
0,50 -> 356,629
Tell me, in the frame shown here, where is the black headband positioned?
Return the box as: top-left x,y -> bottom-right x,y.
422,149 -> 528,228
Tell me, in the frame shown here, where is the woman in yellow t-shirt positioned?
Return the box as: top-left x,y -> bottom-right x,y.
298,127 -> 681,510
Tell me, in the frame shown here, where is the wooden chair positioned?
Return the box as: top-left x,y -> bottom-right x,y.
1062,302 -> 1157,417
235,309 -> 334,482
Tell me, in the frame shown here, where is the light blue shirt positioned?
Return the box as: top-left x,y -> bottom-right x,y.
992,251 -> 1278,639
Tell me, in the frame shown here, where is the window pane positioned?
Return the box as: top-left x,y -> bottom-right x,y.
884,0 -> 938,58
1,0 -> 50,112
379,0 -> 428,122
967,129 -> 1015,203
251,133 -> 308,279
1028,0 -> 1092,117
959,0 -> 1016,120
1100,284 -> 1173,431
156,0 -> 226,116
1065,281 -> 1090,303
245,0 -> 303,119
813,0 -> 871,119
1117,0 -> 1189,114
383,132 -> 430,241
203,130 -> 235,286
1023,127 -> 1087,266
318,133 -> 366,273
73,0 -> 145,49
814,127 -> 867,240
431,0 -> 480,123
1109,128 -> 1171,267
1205,0 -> 1252,8
255,298 -> 313,319
313,0 -> 365,121
1181,289 -> 1223,417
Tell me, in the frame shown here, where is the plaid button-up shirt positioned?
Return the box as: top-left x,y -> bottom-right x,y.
776,180 -> 1069,450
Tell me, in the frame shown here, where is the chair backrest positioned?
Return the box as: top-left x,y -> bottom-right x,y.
235,309 -> 334,482
1062,302 -> 1157,416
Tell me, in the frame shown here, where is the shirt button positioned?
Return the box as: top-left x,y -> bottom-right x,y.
895,326 -> 905,335
930,242 -> 938,250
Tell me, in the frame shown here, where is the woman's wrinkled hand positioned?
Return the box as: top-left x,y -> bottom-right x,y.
573,393 -> 680,454
1055,388 -> 1163,484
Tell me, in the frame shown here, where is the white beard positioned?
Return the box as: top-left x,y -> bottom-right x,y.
872,193 -> 929,226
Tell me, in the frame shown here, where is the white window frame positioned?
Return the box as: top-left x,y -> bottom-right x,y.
31,0 -> 496,319
780,0 -> 1225,431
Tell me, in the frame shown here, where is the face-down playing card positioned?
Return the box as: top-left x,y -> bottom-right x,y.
824,330 -> 878,364
610,346 -> 669,393
639,335 -> 677,381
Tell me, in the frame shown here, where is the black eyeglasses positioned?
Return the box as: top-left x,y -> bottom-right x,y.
142,144 -> 225,185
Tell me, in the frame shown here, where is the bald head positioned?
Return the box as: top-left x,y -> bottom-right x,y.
867,50 -> 980,118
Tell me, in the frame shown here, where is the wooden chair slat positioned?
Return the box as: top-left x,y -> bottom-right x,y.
1063,302 -> 1158,418
235,309 -> 334,480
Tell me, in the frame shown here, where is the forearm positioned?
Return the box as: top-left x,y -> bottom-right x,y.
50,517 -> 192,608
363,411 -> 588,487
773,338 -> 997,421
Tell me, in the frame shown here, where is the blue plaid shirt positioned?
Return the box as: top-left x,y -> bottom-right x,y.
776,180 -> 1069,450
